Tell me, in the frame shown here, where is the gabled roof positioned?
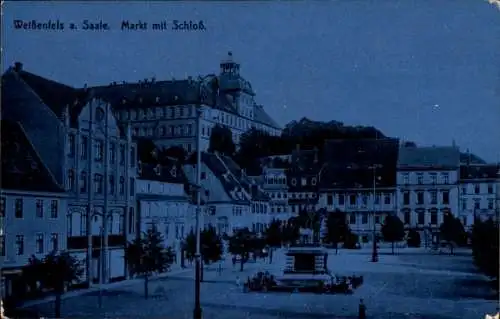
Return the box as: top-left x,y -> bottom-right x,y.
398,146 -> 460,169
1,120 -> 64,193
460,164 -> 500,181
186,152 -> 269,203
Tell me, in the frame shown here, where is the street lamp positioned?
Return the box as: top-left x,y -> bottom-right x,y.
193,108 -> 203,319
370,164 -> 382,263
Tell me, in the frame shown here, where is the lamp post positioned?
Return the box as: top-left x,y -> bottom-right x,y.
370,164 -> 382,263
193,108 -> 203,319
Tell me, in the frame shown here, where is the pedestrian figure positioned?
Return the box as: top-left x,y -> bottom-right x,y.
232,256 -> 237,268
358,298 -> 366,319
236,276 -> 241,287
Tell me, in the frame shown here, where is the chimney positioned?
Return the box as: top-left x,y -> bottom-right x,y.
14,62 -> 23,72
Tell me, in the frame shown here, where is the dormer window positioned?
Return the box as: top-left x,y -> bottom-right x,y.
154,165 -> 161,176
291,178 -> 297,186
155,96 -> 160,103
311,177 -> 317,186
170,166 -> 177,177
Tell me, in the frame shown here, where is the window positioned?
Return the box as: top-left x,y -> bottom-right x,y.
128,207 -> 135,234
327,195 -> 333,205
36,233 -> 44,254
68,134 -> 76,157
349,214 -> 356,224
338,195 -> 345,205
474,199 -> 480,210
374,194 -> 380,205
110,142 -> 116,164
67,214 -> 73,237
417,173 -> 424,185
461,186 -> 467,195
361,195 -> 368,206
430,173 -> 437,184
130,178 -> 135,196
362,214 -> 368,224
81,136 -> 88,159
404,210 -> 411,224
430,211 -> 438,225
487,184 -> 494,194
130,146 -> 136,167
80,214 -> 87,235
15,198 -> 23,218
15,235 -> 24,255
402,173 -> 409,185
441,173 -> 449,184
36,199 -> 44,218
175,224 -> 179,239
442,191 -> 449,205
349,194 -> 356,206
384,194 -> 391,205
403,192 -> 410,205
0,235 -> 4,256
461,199 -> 467,210
301,178 -> 307,186
418,211 -> 425,224
119,176 -> 125,194
474,184 -> 480,194
50,200 -> 58,218
430,191 -> 437,205
165,223 -> 169,239
375,215 -> 380,224
108,215 -> 113,234
416,192 -> 424,205
68,169 -> 75,191
94,174 -> 103,194
291,178 -> 297,186
109,175 -> 115,194
95,140 -> 103,161
311,177 -> 317,186
488,199 -> 494,210
120,145 -> 126,165
80,171 -> 87,193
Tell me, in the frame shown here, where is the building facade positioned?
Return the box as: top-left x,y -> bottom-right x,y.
261,167 -> 291,221
136,162 -> 192,264
319,138 -> 399,240
459,164 -> 499,228
2,64 -> 138,284
183,152 -> 270,236
396,145 -> 460,244
94,52 -> 281,153
1,120 -> 68,300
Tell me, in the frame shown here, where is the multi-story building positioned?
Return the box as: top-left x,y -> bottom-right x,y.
93,52 -> 281,153
459,164 -> 499,228
319,138 -> 399,240
1,63 -> 138,284
396,145 -> 460,244
136,159 -> 192,265
183,152 -> 270,235
261,166 -> 290,221
1,120 -> 68,301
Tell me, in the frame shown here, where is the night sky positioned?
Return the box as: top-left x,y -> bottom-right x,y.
3,1 -> 499,162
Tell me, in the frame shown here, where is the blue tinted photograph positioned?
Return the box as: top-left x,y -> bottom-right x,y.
1,1 -> 499,318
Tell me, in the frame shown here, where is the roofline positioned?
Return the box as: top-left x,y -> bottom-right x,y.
16,122 -> 65,191
0,189 -> 68,197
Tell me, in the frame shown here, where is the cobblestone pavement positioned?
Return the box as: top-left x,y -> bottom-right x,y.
24,248 -> 498,319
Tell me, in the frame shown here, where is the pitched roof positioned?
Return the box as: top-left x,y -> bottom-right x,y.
1,120 -> 64,193
460,164 -> 500,181
398,146 -> 460,169
137,162 -> 186,184
91,75 -> 280,129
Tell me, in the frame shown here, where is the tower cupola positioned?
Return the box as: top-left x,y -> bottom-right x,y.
220,51 -> 240,76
